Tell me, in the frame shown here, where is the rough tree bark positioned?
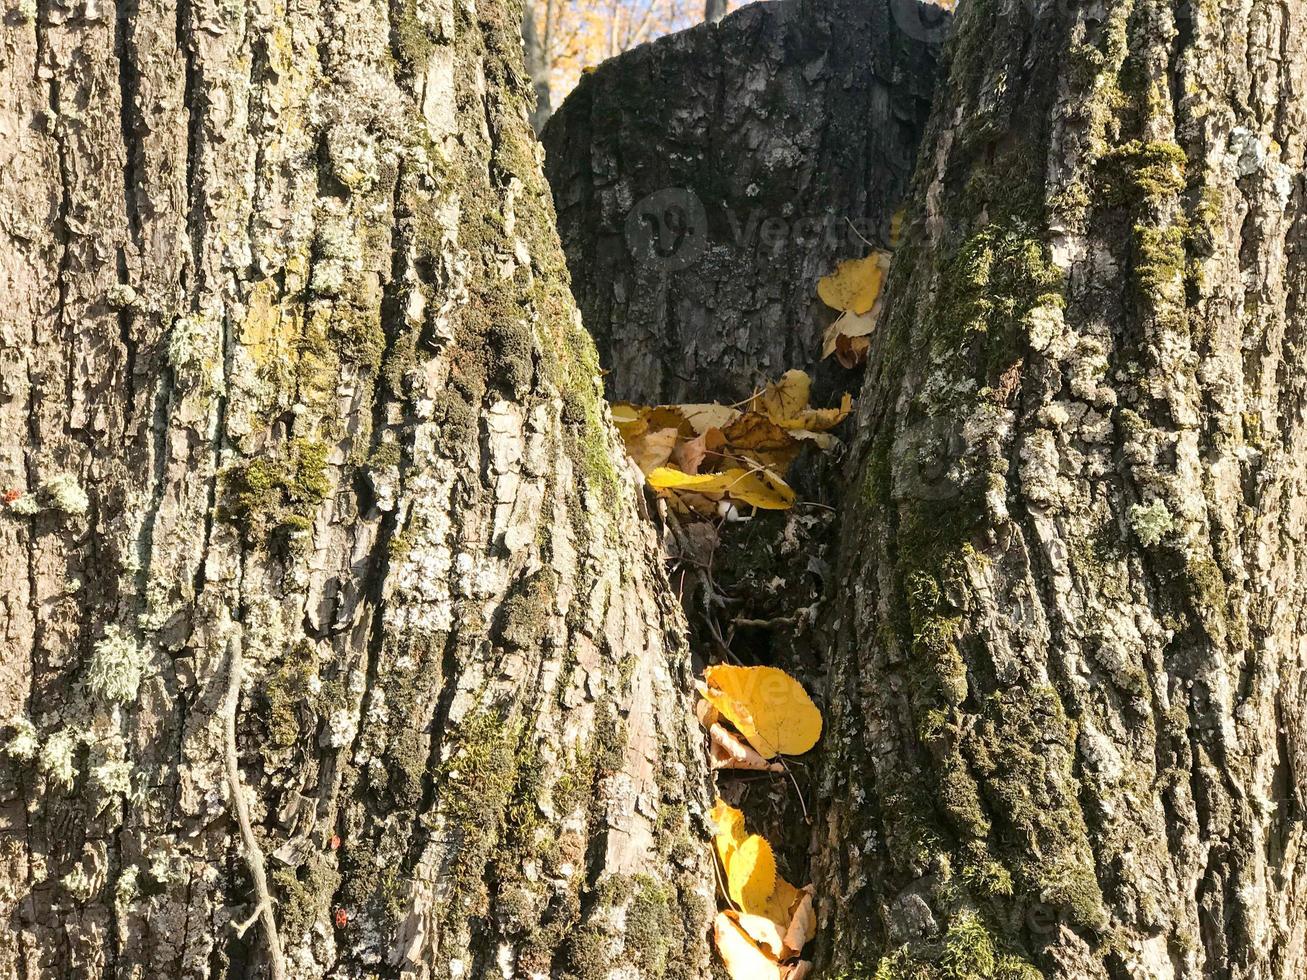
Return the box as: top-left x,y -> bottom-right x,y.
547,0 -> 1307,977
0,0 -> 714,977
543,0 -> 943,410
821,0 -> 1307,975
543,0 -> 948,928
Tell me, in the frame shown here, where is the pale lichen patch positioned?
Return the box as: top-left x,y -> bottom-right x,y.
87,626 -> 151,704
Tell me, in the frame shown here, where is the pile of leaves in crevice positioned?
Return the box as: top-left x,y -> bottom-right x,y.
609,248 -> 893,978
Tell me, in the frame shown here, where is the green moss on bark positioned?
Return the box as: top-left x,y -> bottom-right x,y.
221,438 -> 332,544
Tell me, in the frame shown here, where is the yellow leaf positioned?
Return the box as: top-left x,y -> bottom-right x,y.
626,426 -> 680,475
714,912 -> 782,980
712,798 -> 748,843
782,887 -> 816,955
789,429 -> 839,451
781,392 -> 851,432
889,206 -> 907,248
643,405 -> 696,439
821,309 -> 880,360
645,467 -> 796,511
729,911 -> 786,959
711,797 -> 748,870
748,370 -> 851,431
609,402 -> 643,428
610,402 -> 649,440
677,402 -> 742,434
750,370 -> 812,422
726,834 -> 777,911
721,413 -> 801,477
702,665 -> 823,759
817,251 -> 890,315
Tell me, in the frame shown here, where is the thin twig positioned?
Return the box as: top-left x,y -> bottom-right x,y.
780,759 -> 811,824
793,500 -> 836,513
732,616 -> 797,630
224,634 -> 287,980
231,900 -> 268,938
711,847 -> 740,913
845,216 -> 875,250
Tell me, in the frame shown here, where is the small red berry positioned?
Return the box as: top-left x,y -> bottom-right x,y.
333,908 -> 348,929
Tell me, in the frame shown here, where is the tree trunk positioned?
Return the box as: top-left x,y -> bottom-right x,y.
522,2 -> 552,133
543,0 -> 944,410
0,0 -> 713,977
542,0 -> 948,911
546,0 -> 1307,977
703,0 -> 727,24
819,0 -> 1307,974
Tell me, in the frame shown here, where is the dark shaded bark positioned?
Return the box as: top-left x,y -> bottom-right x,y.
543,0 -> 946,410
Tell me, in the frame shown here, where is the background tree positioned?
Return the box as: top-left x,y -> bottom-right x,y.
545,0 -> 1307,976
524,2 -> 555,132
543,0 -> 946,927
521,0 -> 710,130
0,0 -> 713,976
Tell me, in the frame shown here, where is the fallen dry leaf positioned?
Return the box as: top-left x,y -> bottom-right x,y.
646,466 -> 796,511
678,402 -> 742,434
715,912 -> 782,980
782,887 -> 816,955
710,723 -> 784,772
817,251 -> 890,315
708,802 -> 819,980
730,911 -> 786,959
721,414 -> 802,476
760,876 -> 804,933
627,426 -> 679,475
702,664 -> 823,759
822,308 -> 879,360
696,697 -> 721,729
670,427 -> 726,475
834,332 -> 871,369
789,428 -> 840,451
668,490 -> 723,518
